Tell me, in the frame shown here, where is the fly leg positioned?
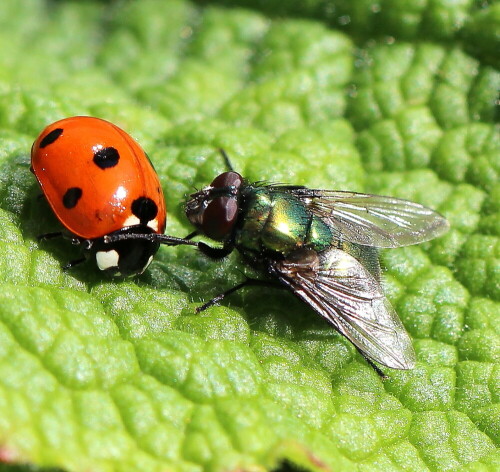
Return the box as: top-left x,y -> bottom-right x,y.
356,349 -> 388,379
196,278 -> 282,313
184,230 -> 198,240
195,240 -> 283,311
197,241 -> 234,259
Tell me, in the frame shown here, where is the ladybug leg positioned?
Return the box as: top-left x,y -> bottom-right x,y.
37,231 -> 63,241
62,257 -> 86,271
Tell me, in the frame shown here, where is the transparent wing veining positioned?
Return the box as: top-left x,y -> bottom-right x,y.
273,247 -> 416,369
289,188 -> 449,248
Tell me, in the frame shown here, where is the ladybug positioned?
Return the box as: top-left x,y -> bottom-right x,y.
31,116 -> 192,276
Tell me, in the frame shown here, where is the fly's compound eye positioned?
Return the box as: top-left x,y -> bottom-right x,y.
201,171 -> 243,240
210,171 -> 243,193
186,171 -> 243,240
202,195 -> 238,241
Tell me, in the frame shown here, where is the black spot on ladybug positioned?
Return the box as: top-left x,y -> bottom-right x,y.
93,147 -> 120,169
40,128 -> 63,148
131,197 -> 158,224
63,187 -> 82,209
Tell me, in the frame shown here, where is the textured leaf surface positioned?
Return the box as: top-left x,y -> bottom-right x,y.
0,1 -> 498,471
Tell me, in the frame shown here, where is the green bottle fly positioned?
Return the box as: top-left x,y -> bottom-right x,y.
184,152 -> 450,374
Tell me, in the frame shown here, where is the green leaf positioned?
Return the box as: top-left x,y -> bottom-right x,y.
0,0 -> 498,471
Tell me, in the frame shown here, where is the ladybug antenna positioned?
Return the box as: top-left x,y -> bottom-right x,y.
103,233 -> 198,247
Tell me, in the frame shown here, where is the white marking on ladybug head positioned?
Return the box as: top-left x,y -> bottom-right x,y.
96,249 -> 120,271
123,214 -> 141,228
147,218 -> 159,232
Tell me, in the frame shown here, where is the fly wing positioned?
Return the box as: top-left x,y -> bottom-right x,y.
273,247 -> 416,369
288,188 -> 449,248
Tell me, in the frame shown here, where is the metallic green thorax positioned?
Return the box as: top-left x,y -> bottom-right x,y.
235,187 -> 333,255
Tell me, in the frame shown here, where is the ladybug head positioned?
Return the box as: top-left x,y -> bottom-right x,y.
95,229 -> 198,277
90,226 -> 160,277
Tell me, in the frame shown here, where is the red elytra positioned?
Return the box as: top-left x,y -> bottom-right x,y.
31,116 -> 166,239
